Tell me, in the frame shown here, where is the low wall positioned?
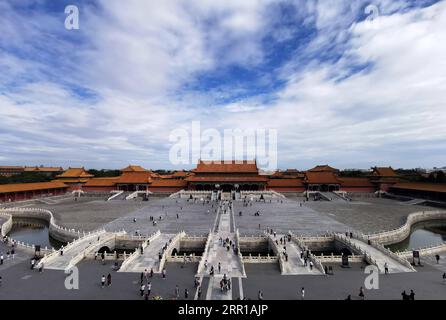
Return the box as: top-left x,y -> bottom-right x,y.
0,207 -> 85,244
365,210 -> 446,245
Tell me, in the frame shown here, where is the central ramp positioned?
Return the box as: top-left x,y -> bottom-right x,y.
198,201 -> 245,300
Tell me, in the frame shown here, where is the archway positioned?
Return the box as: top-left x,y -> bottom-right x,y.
98,246 -> 111,253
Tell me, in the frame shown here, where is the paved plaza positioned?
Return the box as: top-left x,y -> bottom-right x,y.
1,194 -> 446,300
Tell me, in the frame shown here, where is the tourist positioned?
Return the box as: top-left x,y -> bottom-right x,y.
0,254 -> 3,265
435,254 -> 440,264
185,289 -> 189,299
38,261 -> 44,273
258,290 -> 263,300
401,290 -> 408,300
147,282 -> 151,297
204,260 -> 208,270
6,251 -> 9,260
227,278 -> 231,290
409,289 -> 415,300
140,272 -> 144,284
359,286 -> 365,300
30,258 -> 35,270
210,266 -> 214,276
101,252 -> 105,265
309,261 -> 313,270
301,287 -> 305,300
197,286 -> 202,299
218,262 -> 221,273
384,262 -> 389,275
175,285 -> 180,299
150,268 -> 154,278
162,268 -> 166,279
140,283 -> 145,296
443,273 -> 446,284
11,248 -> 14,259
101,275 -> 106,288
107,273 -> 112,286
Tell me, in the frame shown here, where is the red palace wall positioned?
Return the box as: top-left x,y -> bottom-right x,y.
82,186 -> 115,192
266,187 -> 305,192
340,187 -> 377,193
148,187 -> 184,193
0,188 -> 67,202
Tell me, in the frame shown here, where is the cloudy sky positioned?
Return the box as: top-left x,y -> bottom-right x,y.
0,0 -> 445,170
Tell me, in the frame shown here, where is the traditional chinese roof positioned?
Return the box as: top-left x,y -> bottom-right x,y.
267,178 -> 304,187
372,167 -> 398,177
192,160 -> 259,174
115,172 -> 152,184
56,168 -> 94,179
0,166 -> 25,170
172,170 -> 189,177
339,177 -> 374,188
307,165 -> 339,173
0,181 -> 68,193
83,177 -> 119,187
121,165 -> 148,172
390,182 -> 446,193
24,166 -> 64,172
304,171 -> 341,184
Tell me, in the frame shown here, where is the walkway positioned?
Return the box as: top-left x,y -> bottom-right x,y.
268,233 -> 322,275
343,236 -> 414,273
119,233 -> 173,273
42,230 -> 111,270
199,201 -> 245,300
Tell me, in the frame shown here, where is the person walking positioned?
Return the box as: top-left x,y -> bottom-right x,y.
140,283 -> 145,297
162,268 -> 166,279
301,287 -> 305,300
175,285 -> 180,299
359,286 -> 365,300
443,272 -> 446,285
309,261 -> 313,271
39,261 -> 44,273
147,282 -> 151,297
197,286 -> 202,299
218,262 -> 221,273
258,290 -> 263,300
0,254 -> 3,265
101,275 -> 106,288
107,273 -> 112,286
435,254 -> 440,264
384,262 -> 389,275
140,272 -> 144,285
185,289 -> 189,299
31,258 -> 35,270
409,290 -> 415,300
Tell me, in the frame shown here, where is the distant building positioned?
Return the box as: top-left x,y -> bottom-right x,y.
0,181 -> 68,202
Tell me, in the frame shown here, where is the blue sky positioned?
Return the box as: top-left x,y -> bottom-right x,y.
0,0 -> 445,170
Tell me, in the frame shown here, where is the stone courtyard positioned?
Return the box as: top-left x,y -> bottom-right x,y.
1,193 -> 445,300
